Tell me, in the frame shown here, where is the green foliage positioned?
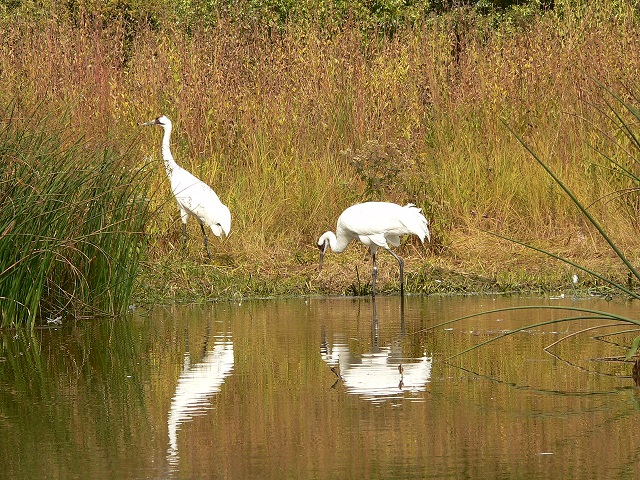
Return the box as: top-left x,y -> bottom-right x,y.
0,0 -> 557,35
0,104 -> 153,328
173,0 -> 434,32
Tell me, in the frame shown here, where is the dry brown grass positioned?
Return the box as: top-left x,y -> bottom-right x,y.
3,4 -> 640,298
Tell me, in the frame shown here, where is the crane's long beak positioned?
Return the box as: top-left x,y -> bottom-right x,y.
141,120 -> 154,126
318,243 -> 327,271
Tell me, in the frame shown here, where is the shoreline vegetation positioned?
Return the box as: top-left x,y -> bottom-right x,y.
2,0 -> 640,324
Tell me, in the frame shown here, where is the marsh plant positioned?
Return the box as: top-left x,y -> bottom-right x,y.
349,140 -> 415,201
3,2 -> 640,299
434,83 -> 640,363
0,106 -> 152,328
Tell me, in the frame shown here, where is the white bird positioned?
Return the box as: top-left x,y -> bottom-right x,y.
317,202 -> 430,296
142,115 -> 231,260
321,341 -> 432,402
167,336 -> 234,457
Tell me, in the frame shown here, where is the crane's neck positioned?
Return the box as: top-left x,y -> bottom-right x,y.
161,123 -> 179,178
319,231 -> 350,253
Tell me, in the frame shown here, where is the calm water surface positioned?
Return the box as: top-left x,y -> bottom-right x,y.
2,294 -> 640,479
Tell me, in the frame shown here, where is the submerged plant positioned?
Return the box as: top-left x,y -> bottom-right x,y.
0,104 -> 153,328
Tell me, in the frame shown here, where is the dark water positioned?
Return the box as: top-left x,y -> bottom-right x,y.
2,294 -> 640,479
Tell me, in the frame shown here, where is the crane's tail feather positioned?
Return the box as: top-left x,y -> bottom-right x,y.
402,204 -> 430,243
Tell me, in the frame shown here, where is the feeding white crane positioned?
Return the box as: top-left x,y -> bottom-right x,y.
317,202 -> 430,296
142,115 -> 231,260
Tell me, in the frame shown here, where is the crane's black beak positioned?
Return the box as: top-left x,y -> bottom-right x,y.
318,242 -> 327,271
141,116 -> 162,127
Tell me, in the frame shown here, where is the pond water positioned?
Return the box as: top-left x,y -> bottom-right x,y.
2,294 -> 640,479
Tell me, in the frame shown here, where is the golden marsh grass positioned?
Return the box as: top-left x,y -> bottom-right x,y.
2,3 -> 640,302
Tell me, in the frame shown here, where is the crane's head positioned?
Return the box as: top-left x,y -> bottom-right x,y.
210,204 -> 231,238
317,232 -> 331,271
142,115 -> 172,129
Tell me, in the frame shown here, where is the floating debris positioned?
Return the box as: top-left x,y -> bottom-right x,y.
46,316 -> 62,325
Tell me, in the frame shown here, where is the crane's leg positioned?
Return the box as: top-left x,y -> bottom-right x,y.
179,209 -> 189,250
387,249 -> 405,297
372,295 -> 379,347
200,224 -> 212,261
371,252 -> 378,297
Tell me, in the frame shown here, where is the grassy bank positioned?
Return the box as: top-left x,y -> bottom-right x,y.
2,2 -> 640,307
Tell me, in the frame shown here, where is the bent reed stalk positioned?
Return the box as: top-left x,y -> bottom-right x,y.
0,105 -> 153,328
424,82 -> 640,360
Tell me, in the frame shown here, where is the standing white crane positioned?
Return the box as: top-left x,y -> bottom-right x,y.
317,202 -> 430,296
142,115 -> 231,261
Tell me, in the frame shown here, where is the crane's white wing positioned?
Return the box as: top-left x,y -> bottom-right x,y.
171,166 -> 221,205
338,202 -> 429,247
171,165 -> 230,235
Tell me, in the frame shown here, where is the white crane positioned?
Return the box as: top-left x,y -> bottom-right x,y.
317,202 -> 430,296
321,340 -> 432,402
167,335 -> 234,459
142,115 -> 231,260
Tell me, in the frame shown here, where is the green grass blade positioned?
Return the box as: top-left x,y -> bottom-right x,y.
625,336 -> 640,361
448,315 -> 628,360
425,305 -> 634,331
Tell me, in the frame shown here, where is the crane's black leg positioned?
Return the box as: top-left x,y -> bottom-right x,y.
371,252 -> 378,297
182,223 -> 188,247
200,224 -> 212,261
387,249 -> 405,297
372,295 -> 379,347
400,288 -> 405,335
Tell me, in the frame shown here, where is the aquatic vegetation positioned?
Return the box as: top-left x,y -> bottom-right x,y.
0,105 -> 153,328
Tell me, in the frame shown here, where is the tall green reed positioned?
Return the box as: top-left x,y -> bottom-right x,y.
0,105 -> 152,328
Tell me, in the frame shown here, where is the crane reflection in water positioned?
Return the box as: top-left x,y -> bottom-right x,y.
321,298 -> 432,403
167,327 -> 234,468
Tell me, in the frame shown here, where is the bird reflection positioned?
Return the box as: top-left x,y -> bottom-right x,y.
167,327 -> 234,467
320,297 -> 432,402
